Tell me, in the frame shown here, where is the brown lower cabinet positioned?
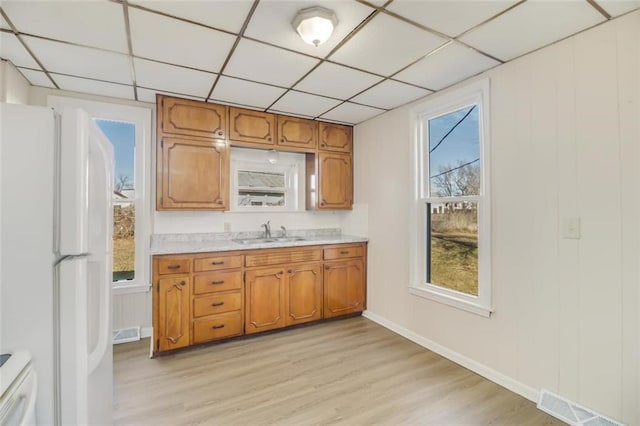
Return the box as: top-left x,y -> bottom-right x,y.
153,243 -> 366,355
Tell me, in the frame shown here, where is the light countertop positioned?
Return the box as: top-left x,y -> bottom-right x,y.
150,228 -> 368,255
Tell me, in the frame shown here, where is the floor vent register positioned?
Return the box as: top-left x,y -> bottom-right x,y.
538,390 -> 624,426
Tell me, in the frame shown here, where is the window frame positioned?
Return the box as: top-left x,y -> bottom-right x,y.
47,95 -> 152,295
409,79 -> 492,317
229,147 -> 304,213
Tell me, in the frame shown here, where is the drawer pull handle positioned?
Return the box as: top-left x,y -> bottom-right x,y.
211,302 -> 224,307
211,261 -> 225,265
340,250 -> 349,254
211,280 -> 224,285
167,265 -> 181,270
212,324 -> 225,330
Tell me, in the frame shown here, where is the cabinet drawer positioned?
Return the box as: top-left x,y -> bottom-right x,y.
324,245 -> 364,260
194,255 -> 242,272
157,258 -> 191,275
193,271 -> 242,294
193,311 -> 243,343
193,292 -> 241,317
245,249 -> 321,267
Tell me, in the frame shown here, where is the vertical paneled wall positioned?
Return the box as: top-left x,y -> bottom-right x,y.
354,11 -> 639,424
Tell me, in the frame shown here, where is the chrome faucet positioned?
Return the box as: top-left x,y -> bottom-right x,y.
280,225 -> 287,237
261,221 -> 271,239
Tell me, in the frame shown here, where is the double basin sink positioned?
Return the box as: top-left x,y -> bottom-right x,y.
233,236 -> 306,245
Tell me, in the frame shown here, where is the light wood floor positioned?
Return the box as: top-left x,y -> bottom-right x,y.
113,317 -> 563,425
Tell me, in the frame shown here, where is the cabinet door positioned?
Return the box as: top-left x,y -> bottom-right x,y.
285,263 -> 322,326
317,152 -> 352,210
228,107 -> 276,147
323,259 -> 364,318
245,267 -> 286,334
157,276 -> 190,351
277,115 -> 317,151
160,95 -> 227,139
158,137 -> 229,210
318,122 -> 352,153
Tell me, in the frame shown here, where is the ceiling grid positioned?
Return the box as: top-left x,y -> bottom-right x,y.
0,0 -> 637,124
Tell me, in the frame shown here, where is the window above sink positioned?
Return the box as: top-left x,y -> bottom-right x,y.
230,147 -> 305,213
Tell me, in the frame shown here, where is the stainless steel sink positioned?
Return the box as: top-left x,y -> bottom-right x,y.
233,237 -> 306,245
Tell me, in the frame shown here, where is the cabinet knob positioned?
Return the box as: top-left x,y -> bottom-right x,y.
267,136 -> 272,141
179,281 -> 186,286
280,138 -> 284,142
325,265 -> 330,270
288,269 -> 293,274
217,130 -> 223,136
211,302 -> 224,307
212,324 -> 225,330
216,200 -> 223,205
321,143 -> 326,147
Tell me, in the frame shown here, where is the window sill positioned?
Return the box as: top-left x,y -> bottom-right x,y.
113,283 -> 151,296
408,285 -> 492,318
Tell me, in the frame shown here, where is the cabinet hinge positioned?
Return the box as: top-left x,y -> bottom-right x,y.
160,139 -> 164,148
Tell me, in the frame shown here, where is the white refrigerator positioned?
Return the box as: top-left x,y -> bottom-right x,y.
0,103 -> 114,424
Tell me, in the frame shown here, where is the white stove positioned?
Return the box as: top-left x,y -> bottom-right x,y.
0,351 -> 37,425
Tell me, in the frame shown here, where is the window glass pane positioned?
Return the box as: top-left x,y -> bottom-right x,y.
428,105 -> 480,197
427,201 -> 478,296
94,119 -> 136,282
237,170 -> 286,207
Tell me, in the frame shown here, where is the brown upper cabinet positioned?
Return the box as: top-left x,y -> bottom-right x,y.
159,96 -> 227,140
158,137 -> 229,210
277,115 -> 317,152
308,152 -> 353,210
228,107 -> 276,148
319,122 -> 352,153
156,95 -> 354,211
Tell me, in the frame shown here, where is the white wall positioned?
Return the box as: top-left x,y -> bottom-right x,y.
355,11 -> 639,425
0,60 -> 30,104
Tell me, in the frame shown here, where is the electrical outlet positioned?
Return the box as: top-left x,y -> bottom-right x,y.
224,222 -> 231,232
561,217 -> 580,239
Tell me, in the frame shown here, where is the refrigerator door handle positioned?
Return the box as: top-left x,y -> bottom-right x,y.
87,265 -> 110,374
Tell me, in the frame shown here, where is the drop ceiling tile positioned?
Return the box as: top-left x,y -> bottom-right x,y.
320,102 -> 385,124
1,1 -> 128,52
365,0 -> 388,6
245,1 -> 373,58
267,109 -> 315,119
130,0 -> 253,33
459,0 -> 605,61
294,62 -> 382,100
595,0 -> 640,16
210,76 -> 287,109
269,90 -> 342,117
137,88 -> 205,104
351,80 -> 431,110
22,36 -> 132,84
329,12 -> 448,76
53,74 -> 134,100
224,39 -> 320,87
395,42 -> 499,90
386,1 -> 519,37
17,68 -> 55,88
129,8 -> 235,72
134,58 -> 215,98
0,33 -> 39,69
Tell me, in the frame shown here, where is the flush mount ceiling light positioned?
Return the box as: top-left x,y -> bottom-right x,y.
292,6 -> 338,47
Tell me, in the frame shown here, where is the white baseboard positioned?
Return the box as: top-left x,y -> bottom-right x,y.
141,327 -> 152,339
362,310 -> 540,403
